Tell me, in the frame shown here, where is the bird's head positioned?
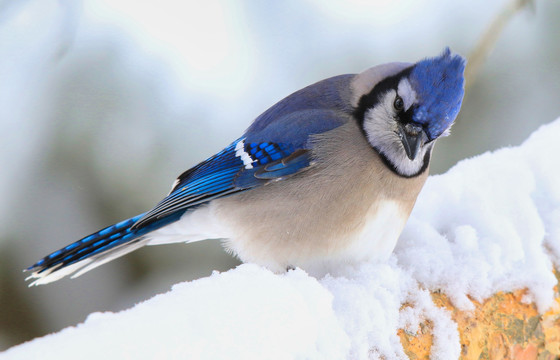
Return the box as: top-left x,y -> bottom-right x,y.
352,48 -> 466,177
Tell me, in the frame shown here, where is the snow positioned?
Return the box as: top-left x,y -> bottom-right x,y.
2,119 -> 559,359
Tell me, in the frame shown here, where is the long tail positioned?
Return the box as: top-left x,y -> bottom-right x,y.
25,211 -> 184,286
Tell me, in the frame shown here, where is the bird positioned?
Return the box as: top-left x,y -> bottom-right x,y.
25,48 -> 466,285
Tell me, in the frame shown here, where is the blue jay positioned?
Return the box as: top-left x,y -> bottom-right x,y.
26,48 -> 465,285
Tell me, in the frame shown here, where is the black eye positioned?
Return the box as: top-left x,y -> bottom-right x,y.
393,95 -> 404,112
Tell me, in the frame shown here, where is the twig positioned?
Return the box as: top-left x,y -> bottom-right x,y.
464,0 -> 534,92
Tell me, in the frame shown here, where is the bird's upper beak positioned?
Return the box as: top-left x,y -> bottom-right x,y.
398,123 -> 425,160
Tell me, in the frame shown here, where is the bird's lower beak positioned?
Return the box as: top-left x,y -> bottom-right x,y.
398,123 -> 424,160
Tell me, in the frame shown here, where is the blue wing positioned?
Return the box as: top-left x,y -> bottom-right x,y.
131,138 -> 312,229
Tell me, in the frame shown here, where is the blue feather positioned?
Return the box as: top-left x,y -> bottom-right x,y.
28,213 -> 145,273
235,149 -> 310,186
27,212 -> 187,276
409,48 -> 466,140
246,142 -> 295,166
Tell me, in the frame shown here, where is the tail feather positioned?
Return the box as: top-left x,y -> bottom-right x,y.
25,211 -> 185,286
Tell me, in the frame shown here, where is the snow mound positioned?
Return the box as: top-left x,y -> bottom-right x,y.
3,118 -> 560,360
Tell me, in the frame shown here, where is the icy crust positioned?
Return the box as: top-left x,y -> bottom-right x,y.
3,118 -> 560,360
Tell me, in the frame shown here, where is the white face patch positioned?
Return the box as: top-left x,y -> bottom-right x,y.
235,139 -> 254,169
397,78 -> 417,110
362,90 -> 431,177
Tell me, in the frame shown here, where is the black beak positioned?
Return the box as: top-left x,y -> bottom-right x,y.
398,123 -> 424,160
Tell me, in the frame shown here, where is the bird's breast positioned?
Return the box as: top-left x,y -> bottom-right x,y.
338,199 -> 409,266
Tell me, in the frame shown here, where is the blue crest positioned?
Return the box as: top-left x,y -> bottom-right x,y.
409,48 -> 466,139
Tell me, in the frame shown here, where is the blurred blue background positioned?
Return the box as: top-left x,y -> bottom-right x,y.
1,0 -> 558,350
